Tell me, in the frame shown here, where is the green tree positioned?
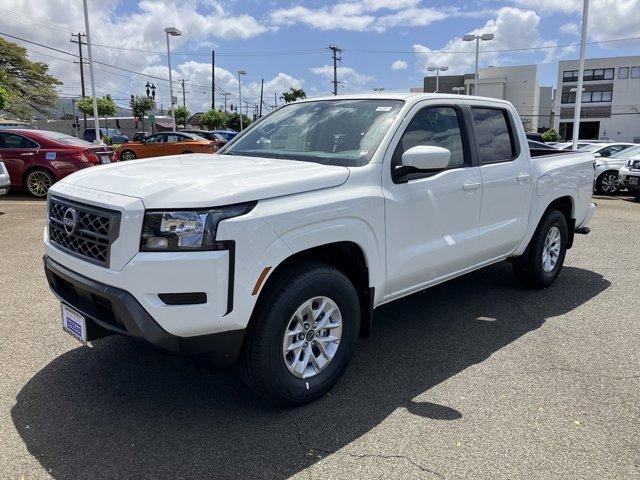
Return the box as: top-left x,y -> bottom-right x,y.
0,38 -> 61,120
76,95 -> 117,142
541,128 -> 560,143
280,87 -> 306,104
129,95 -> 155,131
0,85 -> 8,111
169,105 -> 190,127
201,108 -> 228,130
225,111 -> 251,131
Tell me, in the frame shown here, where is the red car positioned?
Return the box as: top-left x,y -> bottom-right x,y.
0,129 -> 115,197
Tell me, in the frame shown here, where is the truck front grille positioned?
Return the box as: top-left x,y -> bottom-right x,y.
48,196 -> 121,267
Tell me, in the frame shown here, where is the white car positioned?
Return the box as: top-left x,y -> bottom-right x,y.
618,155 -> 640,200
43,94 -> 596,405
0,157 -> 10,195
578,143 -> 639,194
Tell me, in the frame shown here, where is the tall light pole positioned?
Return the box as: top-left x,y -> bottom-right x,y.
572,0 -> 590,150
164,27 -> 181,132
452,86 -> 465,95
462,33 -> 494,95
373,87 -> 385,93
238,70 -> 246,131
427,66 -> 448,92
82,0 -> 101,144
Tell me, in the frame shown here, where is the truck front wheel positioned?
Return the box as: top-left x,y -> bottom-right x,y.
512,210 -> 568,289
239,261 -> 360,405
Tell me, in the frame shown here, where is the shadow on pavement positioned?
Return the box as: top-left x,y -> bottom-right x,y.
12,263 -> 609,479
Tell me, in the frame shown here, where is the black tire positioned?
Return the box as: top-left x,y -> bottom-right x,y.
25,169 -> 55,198
120,149 -> 137,161
632,192 -> 640,202
182,150 -> 193,154
239,261 -> 360,406
595,171 -> 620,195
513,210 -> 568,289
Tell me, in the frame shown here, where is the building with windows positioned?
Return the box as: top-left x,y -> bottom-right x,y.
423,65 -> 552,132
553,56 -> 640,142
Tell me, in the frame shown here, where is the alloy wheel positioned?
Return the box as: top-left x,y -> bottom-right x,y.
600,173 -> 619,194
542,226 -> 561,272
27,171 -> 52,197
282,296 -> 343,379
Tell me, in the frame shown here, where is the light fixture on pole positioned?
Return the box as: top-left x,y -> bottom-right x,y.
82,0 -> 101,144
462,33 -> 494,94
373,87 -> 385,93
238,70 -> 247,131
452,86 -> 465,95
572,0 -> 590,150
427,66 -> 448,92
164,26 -> 182,132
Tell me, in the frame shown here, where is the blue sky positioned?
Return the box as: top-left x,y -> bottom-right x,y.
1,0 -> 639,112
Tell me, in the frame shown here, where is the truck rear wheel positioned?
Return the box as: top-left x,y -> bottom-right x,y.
513,210 -> 568,289
239,261 -> 360,405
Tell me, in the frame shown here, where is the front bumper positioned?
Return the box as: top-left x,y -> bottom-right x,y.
44,255 -> 245,362
619,168 -> 640,192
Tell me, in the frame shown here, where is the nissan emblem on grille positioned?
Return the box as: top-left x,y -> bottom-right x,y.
62,207 -> 78,235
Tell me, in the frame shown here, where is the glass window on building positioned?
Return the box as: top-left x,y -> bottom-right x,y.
602,91 -> 612,102
603,68 -> 614,79
631,67 -> 640,79
619,67 -> 630,79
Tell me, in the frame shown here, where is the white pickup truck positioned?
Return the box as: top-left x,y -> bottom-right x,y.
44,94 -> 596,405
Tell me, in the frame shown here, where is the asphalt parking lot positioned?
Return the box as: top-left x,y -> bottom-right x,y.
0,193 -> 638,480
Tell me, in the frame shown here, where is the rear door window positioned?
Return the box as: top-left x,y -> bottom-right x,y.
471,108 -> 516,163
0,133 -> 39,149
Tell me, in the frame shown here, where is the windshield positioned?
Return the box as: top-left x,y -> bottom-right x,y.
222,99 -> 404,166
611,145 -> 640,158
40,131 -> 93,146
106,129 -> 122,135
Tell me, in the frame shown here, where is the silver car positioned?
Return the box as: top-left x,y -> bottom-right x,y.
0,157 -> 10,195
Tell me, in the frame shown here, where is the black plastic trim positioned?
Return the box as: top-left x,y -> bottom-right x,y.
158,292 -> 207,305
44,255 -> 244,362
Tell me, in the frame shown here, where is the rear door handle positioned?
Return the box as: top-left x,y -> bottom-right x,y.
516,173 -> 530,182
20,152 -> 35,156
462,181 -> 481,191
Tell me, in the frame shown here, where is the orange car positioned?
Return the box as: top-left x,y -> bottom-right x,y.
116,132 -> 216,161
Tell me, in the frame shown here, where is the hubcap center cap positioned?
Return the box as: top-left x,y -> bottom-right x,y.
306,330 -> 315,341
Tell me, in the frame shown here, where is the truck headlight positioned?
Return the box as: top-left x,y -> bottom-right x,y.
140,202 -> 256,251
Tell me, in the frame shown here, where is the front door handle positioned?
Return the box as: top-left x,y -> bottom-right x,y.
463,181 -> 481,191
516,173 -> 530,182
20,152 -> 35,156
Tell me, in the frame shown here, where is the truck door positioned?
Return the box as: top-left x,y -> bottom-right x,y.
382,102 -> 483,300
466,101 -> 532,260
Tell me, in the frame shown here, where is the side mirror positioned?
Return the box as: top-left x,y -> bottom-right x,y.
593,153 -> 601,158
401,145 -> 451,171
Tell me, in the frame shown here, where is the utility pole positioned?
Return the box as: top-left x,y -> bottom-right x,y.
259,78 -> 264,117
220,92 -> 230,112
572,0 -> 590,150
70,33 -> 87,130
82,0 -> 101,144
180,79 -> 187,108
274,92 -> 277,108
211,50 -> 215,110
329,45 -> 342,95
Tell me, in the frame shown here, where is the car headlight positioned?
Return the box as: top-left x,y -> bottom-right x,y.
140,202 -> 256,251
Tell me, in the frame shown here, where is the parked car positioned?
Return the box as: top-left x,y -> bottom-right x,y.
594,144 -> 640,194
0,129 -> 115,197
211,130 -> 238,142
43,94 -> 596,405
555,141 -> 597,150
132,131 -> 149,142
180,129 -> 227,149
577,143 -> 637,194
83,128 -> 129,145
618,156 -> 640,200
0,156 -> 10,195
116,132 -> 216,161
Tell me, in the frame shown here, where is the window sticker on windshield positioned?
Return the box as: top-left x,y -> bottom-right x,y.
375,106 -> 392,112
45,152 -> 56,160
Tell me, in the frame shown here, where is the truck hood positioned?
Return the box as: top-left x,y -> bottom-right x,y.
58,154 -> 350,208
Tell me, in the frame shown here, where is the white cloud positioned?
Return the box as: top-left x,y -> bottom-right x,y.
412,7 -> 573,75
391,60 -> 409,70
271,0 -> 451,32
559,22 -> 579,35
309,65 -> 374,92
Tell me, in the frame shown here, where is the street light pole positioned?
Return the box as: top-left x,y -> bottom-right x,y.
164,27 -> 182,133
82,0 -> 101,144
238,70 -> 246,131
463,33 -> 494,95
572,0 -> 590,150
427,66 -> 448,92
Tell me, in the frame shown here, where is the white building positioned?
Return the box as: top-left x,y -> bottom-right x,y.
553,56 -> 640,142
